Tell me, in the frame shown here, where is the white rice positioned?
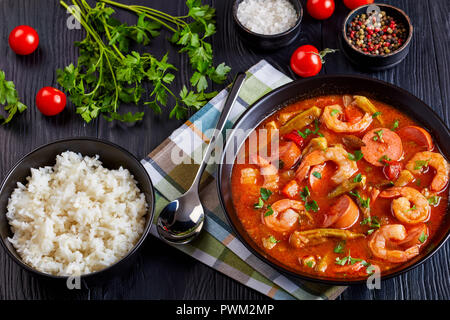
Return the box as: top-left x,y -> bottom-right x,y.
6,151 -> 147,276
237,0 -> 298,35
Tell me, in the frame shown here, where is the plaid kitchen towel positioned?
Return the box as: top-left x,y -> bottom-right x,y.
142,60 -> 346,300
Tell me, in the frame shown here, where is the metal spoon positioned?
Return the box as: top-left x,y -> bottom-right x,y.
157,72 -> 246,244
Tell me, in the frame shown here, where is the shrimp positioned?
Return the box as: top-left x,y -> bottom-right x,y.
379,187 -> 430,224
251,154 -> 279,190
262,199 -> 304,233
295,146 -> 358,185
321,105 -> 373,133
368,224 -> 420,263
406,151 -> 449,192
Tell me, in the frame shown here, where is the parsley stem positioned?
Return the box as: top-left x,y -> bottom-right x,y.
132,5 -> 189,27
84,51 -> 104,97
103,53 -> 119,112
99,0 -> 180,32
101,16 -> 126,60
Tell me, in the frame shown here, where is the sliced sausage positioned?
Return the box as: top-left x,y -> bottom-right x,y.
361,128 -> 403,167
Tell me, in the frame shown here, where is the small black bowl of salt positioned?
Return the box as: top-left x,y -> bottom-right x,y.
233,0 -> 303,51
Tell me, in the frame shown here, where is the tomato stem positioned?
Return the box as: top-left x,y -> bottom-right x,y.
309,48 -> 338,64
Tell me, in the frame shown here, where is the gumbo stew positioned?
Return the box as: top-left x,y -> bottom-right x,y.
231,95 -> 449,279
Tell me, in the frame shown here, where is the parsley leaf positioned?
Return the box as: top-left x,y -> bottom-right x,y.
334,240 -> 346,254
300,186 -> 310,201
428,195 -> 440,206
414,159 -> 430,170
372,111 -> 382,118
253,197 -> 264,209
353,173 -> 363,183
361,216 -> 381,229
350,190 -> 370,209
348,150 -> 364,161
330,109 -> 341,116
378,155 -> 392,165
373,129 -> 384,142
391,120 -> 399,131
264,205 -> 274,217
312,171 -> 322,179
260,188 -> 272,201
0,70 -> 27,124
418,232 -> 428,243
268,235 -> 280,244
305,200 -> 319,212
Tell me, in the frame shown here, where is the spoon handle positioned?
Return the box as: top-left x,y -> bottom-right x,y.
188,72 -> 246,192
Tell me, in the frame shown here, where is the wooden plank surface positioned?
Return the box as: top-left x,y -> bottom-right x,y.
0,0 -> 448,300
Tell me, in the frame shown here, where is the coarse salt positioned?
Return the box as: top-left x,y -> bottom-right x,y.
237,0 -> 298,35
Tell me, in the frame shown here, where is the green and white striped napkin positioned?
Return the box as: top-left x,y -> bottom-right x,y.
142,60 -> 346,300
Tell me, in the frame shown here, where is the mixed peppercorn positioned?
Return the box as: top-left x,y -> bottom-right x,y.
346,10 -> 408,55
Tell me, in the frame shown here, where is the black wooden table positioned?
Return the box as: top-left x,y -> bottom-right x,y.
0,0 -> 448,300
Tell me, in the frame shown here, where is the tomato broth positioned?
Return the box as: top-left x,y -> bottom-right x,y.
231,95 -> 449,279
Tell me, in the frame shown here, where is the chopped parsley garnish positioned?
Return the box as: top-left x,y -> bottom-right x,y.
297,128 -> 312,138
268,235 -> 280,244
330,109 -> 341,116
378,155 -> 391,165
418,232 -> 428,243
312,171 -> 322,179
353,173 -> 363,183
335,252 -> 362,266
306,261 -> 315,268
348,150 -> 364,161
335,252 -> 375,274
406,204 -> 417,212
264,205 -> 274,217
300,186 -> 310,202
253,197 -> 264,209
372,111 -> 382,118
300,185 -> 318,212
361,216 -> 381,229
335,256 -> 349,266
260,188 -> 272,201
297,119 -> 323,139
334,240 -> 346,254
391,120 -> 399,131
313,119 -> 324,137
364,262 -> 376,275
373,129 -> 384,142
350,191 -> 371,209
414,159 -> 430,170
428,195 -> 441,206
305,200 -> 319,212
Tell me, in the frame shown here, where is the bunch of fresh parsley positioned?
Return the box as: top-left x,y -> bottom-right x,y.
58,0 -> 230,123
0,70 -> 27,125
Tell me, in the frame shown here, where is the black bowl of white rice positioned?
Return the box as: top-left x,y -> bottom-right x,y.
233,0 -> 303,50
0,137 -> 155,283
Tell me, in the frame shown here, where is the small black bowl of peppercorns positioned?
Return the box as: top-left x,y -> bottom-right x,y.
340,3 -> 413,71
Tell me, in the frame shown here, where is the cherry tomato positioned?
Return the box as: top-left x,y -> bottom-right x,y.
8,25 -> 39,55
343,0 -> 374,10
306,0 -> 335,20
290,45 -> 336,77
290,45 -> 321,77
383,162 -> 403,181
36,87 -> 67,116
